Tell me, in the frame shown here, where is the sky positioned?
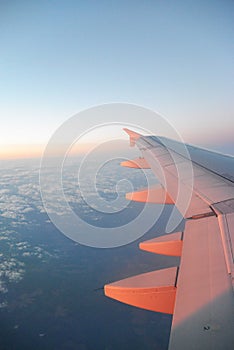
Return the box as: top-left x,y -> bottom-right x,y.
0,0 -> 233,158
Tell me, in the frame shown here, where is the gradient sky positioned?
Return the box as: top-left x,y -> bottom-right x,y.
0,0 -> 233,158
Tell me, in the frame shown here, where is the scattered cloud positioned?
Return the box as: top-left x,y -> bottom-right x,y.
0,157 -> 155,309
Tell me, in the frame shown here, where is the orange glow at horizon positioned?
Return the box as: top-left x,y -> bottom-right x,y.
0,139 -> 128,160
0,142 -> 101,160
0,144 -> 44,160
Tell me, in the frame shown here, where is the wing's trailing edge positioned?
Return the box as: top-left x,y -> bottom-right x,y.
104,129 -> 234,349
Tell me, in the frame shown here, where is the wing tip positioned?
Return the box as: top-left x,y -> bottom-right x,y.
123,128 -> 141,147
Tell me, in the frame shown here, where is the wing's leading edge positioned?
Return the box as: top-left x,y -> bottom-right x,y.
104,129 -> 234,349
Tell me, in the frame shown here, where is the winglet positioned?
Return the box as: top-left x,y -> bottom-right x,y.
123,128 -> 141,147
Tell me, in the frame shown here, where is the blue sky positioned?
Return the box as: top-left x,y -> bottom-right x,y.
0,0 -> 233,156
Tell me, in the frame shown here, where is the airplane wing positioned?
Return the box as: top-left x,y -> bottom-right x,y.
104,129 -> 234,349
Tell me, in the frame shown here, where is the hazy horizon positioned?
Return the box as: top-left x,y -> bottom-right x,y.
1,1 -> 233,160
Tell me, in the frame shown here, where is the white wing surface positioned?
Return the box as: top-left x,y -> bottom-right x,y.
104,129 -> 234,349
